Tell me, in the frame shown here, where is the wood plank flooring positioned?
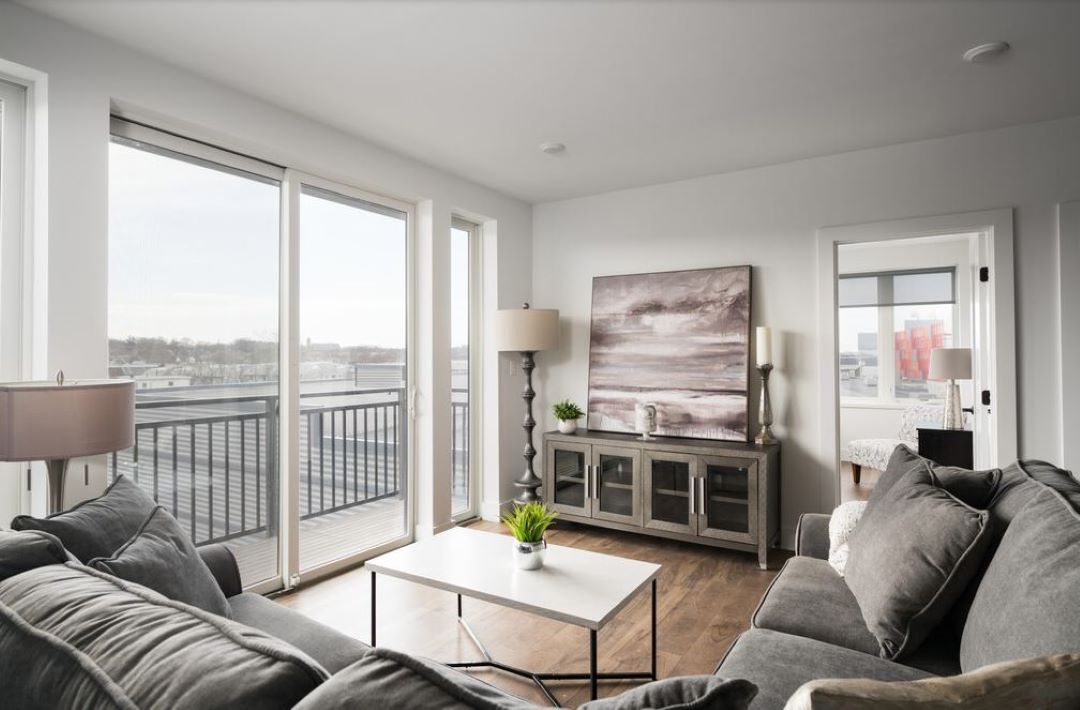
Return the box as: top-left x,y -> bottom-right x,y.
276,519 -> 788,706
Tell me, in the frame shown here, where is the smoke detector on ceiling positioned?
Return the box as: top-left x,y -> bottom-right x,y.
963,42 -> 1010,63
538,141 -> 566,155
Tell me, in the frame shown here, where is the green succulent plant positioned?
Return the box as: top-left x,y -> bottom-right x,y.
552,399 -> 584,421
502,502 -> 558,543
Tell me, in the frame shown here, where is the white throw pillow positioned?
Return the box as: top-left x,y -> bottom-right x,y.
827,500 -> 867,576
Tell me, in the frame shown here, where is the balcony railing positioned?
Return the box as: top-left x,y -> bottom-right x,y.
110,385 -> 471,548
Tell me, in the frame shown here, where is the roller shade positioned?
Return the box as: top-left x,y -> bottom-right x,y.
839,268 -> 956,308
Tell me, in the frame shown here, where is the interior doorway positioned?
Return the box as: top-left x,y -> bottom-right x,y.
816,209 -> 1017,511
835,234 -> 980,502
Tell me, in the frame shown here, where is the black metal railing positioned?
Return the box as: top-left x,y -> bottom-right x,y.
111,387 -> 409,547
111,384 -> 472,547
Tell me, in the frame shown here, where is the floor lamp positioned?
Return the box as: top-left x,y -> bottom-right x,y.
0,374 -> 135,514
494,303 -> 559,504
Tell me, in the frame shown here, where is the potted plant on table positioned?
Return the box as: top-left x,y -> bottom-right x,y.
552,399 -> 584,434
503,502 -> 558,571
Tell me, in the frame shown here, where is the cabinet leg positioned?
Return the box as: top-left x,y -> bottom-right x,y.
852,463 -> 862,485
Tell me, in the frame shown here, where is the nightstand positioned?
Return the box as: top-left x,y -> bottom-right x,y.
917,427 -> 973,469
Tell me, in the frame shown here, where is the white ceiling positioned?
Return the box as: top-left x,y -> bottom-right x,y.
19,0 -> 1080,203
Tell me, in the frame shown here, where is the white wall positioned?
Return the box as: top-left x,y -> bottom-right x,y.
533,116 -> 1080,547
0,1 -> 532,526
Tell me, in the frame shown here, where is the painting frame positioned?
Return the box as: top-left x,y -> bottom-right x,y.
586,265 -> 752,442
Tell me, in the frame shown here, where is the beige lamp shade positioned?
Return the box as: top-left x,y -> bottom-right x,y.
928,348 -> 972,381
0,379 -> 136,461
494,305 -> 559,352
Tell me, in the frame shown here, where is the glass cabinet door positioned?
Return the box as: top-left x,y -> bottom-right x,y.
643,451 -> 696,534
696,455 -> 757,543
546,441 -> 591,516
592,445 -> 641,525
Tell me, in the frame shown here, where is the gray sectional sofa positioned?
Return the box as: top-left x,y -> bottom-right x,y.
715,456 -> 1080,709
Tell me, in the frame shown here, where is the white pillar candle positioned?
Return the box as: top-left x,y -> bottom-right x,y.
755,326 -> 772,367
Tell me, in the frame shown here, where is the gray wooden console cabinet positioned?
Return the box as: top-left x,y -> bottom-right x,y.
542,430 -> 780,569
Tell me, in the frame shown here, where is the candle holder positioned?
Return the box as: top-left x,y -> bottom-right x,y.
755,363 -> 777,445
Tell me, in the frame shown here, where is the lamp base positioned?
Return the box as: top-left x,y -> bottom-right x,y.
45,458 -> 70,515
943,381 -> 964,430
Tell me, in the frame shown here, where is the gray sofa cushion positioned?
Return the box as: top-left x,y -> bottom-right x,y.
948,459 -> 1080,636
11,475 -> 156,562
296,647 -> 757,710
752,556 -> 880,657
845,466 -> 990,660
716,629 -> 931,710
0,529 -> 69,581
866,445 -> 1000,516
0,598 -> 137,710
88,506 -> 230,617
0,563 -> 327,709
794,514 -> 831,560
228,591 -> 372,673
959,485 -> 1080,672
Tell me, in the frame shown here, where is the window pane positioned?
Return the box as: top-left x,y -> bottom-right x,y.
450,225 -> 470,517
298,184 -> 408,571
838,306 -> 878,398
892,271 -> 954,305
108,138 -> 281,587
894,303 -> 953,399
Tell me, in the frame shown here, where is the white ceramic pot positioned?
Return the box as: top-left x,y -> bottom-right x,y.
513,538 -> 548,571
557,419 -> 578,434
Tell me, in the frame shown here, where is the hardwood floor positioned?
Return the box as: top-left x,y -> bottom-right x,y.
276,519 -> 788,706
839,462 -> 879,503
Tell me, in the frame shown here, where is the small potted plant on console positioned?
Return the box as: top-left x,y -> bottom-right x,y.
503,502 -> 558,571
552,399 -> 584,434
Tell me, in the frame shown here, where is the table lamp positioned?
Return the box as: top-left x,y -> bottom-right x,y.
0,372 -> 135,514
494,303 -> 559,504
928,348 -> 972,430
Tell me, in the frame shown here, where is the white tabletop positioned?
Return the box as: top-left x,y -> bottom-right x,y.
365,527 -> 661,630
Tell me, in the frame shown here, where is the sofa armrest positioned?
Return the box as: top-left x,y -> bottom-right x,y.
795,513 -> 831,560
197,543 -> 243,599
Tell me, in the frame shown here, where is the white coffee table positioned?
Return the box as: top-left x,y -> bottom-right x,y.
366,527 -> 661,705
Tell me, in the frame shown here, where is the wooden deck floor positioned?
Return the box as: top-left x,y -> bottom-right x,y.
276,519 -> 787,706
222,492 -> 468,585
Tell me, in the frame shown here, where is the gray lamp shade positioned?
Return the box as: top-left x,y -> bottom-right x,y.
494,306 -> 559,352
928,348 -> 972,381
0,379 -> 136,461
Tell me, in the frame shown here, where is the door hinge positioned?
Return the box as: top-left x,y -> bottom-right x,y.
981,390 -> 991,406
979,266 -> 989,282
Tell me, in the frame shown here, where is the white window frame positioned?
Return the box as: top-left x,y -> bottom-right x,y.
0,78 -> 28,382
838,267 -> 960,406
450,216 -> 481,522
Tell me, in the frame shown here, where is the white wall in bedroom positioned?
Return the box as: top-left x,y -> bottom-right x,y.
0,1 -> 533,525
533,115 -> 1080,547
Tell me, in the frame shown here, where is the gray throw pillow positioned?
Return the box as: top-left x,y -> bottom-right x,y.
867,445 -> 1001,515
11,475 -> 157,563
845,465 -> 991,660
0,530 -> 70,581
294,647 -> 757,710
89,506 -> 231,617
959,486 -> 1080,672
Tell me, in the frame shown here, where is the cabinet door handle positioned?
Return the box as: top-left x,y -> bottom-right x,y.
697,478 -> 706,516
689,477 -> 697,516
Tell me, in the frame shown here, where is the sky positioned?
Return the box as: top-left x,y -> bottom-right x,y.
109,141 -> 470,352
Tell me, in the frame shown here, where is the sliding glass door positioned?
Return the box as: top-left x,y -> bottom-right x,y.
108,120 -> 283,587
109,122 -> 415,589
297,181 -> 411,571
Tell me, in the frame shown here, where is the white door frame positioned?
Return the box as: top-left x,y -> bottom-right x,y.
450,215 -> 482,523
816,209 -> 1016,511
1059,201 -> 1080,471
272,169 -> 417,593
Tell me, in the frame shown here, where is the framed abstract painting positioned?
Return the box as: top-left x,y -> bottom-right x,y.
586,265 -> 751,441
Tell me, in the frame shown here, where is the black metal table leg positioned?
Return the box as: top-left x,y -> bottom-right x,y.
651,578 -> 657,680
457,593 -> 462,619
370,570 -> 377,647
590,629 -> 598,700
